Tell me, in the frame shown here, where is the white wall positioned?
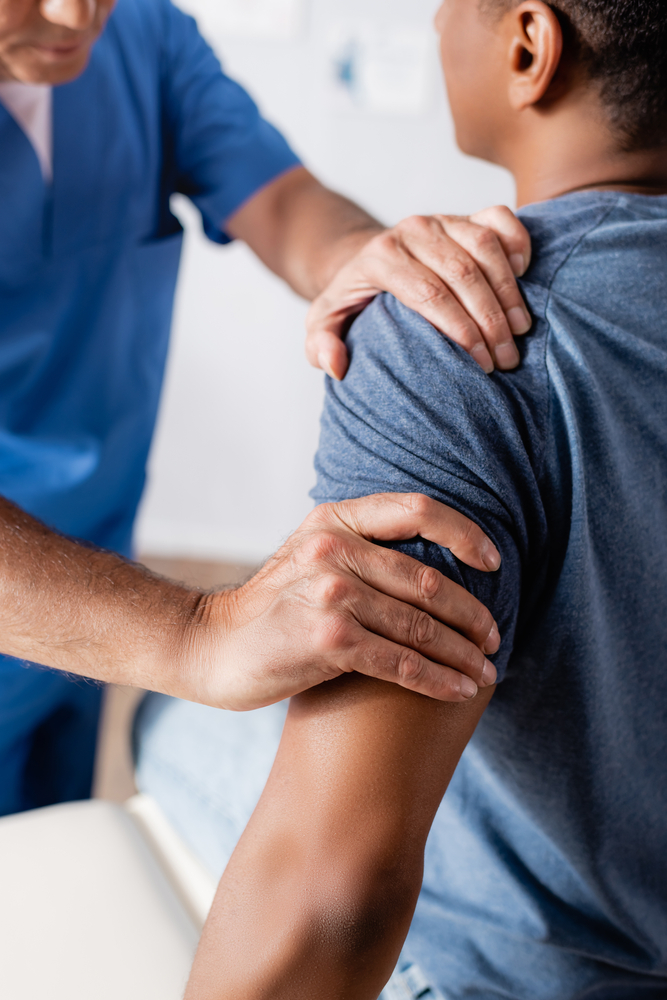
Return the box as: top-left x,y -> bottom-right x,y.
134,0 -> 515,564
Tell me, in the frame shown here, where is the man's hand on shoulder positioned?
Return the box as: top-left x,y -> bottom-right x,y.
226,169 -> 530,378
307,205 -> 532,380
179,492 -> 500,710
0,492 -> 499,710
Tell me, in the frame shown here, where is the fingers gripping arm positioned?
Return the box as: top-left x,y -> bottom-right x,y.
185,676 -> 494,1000
0,493 -> 498,708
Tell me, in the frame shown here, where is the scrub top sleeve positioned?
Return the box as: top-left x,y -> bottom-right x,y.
159,0 -> 301,244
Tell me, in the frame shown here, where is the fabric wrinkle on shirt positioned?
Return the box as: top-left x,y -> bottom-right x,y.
0,81 -> 52,182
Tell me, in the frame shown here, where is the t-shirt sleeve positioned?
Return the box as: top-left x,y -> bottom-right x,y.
159,0 -> 301,243
311,294 -> 548,683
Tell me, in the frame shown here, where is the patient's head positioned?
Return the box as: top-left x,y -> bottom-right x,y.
435,0 -> 667,203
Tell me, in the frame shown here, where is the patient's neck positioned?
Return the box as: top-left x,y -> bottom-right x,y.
503,98 -> 667,208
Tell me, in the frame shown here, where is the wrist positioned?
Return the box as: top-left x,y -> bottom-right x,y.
318,224 -> 384,292
162,586 -> 234,706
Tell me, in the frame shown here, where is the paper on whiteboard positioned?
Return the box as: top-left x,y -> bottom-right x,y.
327,21 -> 434,116
176,0 -> 304,41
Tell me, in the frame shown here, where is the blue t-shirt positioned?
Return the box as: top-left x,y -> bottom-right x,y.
0,0 -> 299,556
313,191 -> 667,999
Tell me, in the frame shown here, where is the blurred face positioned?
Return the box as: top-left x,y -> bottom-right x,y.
0,0 -> 115,84
435,0 -> 510,163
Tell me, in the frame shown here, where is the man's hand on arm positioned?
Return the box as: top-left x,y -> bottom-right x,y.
185,674 -> 494,1000
0,492 -> 499,707
226,166 -> 532,380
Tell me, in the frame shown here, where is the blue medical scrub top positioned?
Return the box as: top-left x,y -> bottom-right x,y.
0,0 -> 300,557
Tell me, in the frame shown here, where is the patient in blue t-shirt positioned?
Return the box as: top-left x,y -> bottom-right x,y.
142,2 -> 667,998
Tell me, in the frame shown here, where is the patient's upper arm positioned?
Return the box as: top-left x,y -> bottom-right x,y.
218,674 -> 494,1000
188,674 -> 494,1000
279,673 -> 494,871
313,293 -> 548,686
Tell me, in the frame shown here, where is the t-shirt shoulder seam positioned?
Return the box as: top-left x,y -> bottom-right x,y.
536,194 -> 624,485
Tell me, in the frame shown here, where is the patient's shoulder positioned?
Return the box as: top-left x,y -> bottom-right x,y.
313,293 -> 552,684
333,291 -> 551,490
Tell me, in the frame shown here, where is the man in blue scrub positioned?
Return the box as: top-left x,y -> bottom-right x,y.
0,0 -> 529,816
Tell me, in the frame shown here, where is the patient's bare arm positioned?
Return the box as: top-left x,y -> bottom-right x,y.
185,675 -> 494,1000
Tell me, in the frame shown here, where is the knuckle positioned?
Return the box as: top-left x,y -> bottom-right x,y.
472,204 -> 510,226
373,230 -> 401,256
303,503 -> 334,529
433,213 -> 459,226
402,492 -> 432,520
469,226 -> 498,254
488,204 -> 512,220
494,276 -> 520,299
312,612 -> 354,654
416,564 -> 441,602
411,277 -> 450,308
300,529 -> 341,565
313,571 -> 350,608
409,609 -> 437,648
479,307 -> 508,333
398,214 -> 430,236
495,204 -> 518,227
458,515 -> 478,547
445,255 -> 478,286
396,648 -> 427,687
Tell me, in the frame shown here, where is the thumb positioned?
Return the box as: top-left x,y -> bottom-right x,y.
327,492 -> 501,572
305,323 -> 350,381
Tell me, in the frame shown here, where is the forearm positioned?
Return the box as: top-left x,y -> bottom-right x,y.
226,167 -> 383,300
275,182 -> 382,299
0,492 -> 501,712
186,676 -> 494,1000
0,496 -> 200,692
187,825 -> 416,1000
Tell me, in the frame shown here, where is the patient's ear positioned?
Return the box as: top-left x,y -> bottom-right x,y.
505,0 -> 563,111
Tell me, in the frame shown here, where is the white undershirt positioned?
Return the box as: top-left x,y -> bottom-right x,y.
0,81 -> 53,183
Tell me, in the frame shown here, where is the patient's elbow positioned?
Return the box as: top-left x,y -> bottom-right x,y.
302,846 -> 423,962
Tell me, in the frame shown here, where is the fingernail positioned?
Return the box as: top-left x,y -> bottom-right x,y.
483,623 -> 501,654
495,340 -> 520,369
482,541 -> 501,571
507,306 -> 531,335
318,352 -> 335,380
460,675 -> 478,699
510,253 -> 525,276
481,659 -> 498,686
471,343 -> 494,374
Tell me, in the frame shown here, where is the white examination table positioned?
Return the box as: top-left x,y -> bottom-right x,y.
0,795 -> 217,1000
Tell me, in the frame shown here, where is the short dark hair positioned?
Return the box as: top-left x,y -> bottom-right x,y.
484,0 -> 667,151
